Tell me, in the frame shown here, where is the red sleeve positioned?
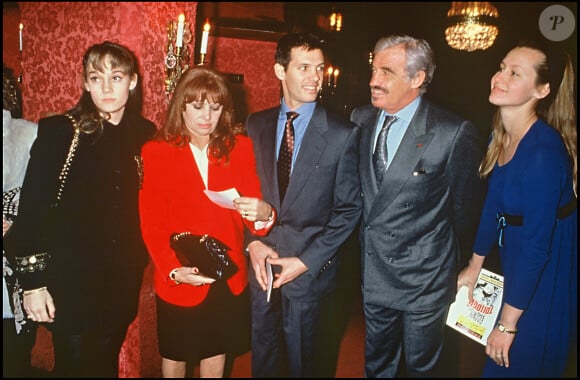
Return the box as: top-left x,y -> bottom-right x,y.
139,141 -> 183,284
233,136 -> 275,236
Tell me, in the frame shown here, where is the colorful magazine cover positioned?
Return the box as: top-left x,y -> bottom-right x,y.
446,268 -> 504,345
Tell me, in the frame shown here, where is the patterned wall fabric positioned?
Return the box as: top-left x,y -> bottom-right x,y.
7,2 -> 279,130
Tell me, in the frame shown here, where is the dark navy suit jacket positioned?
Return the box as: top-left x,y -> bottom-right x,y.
246,104 -> 362,302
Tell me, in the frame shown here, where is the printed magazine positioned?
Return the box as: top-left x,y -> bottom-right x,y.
446,268 -> 504,346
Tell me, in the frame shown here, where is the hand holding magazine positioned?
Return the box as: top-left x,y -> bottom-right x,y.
446,268 -> 504,346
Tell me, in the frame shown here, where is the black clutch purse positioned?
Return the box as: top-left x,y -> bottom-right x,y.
169,232 -> 237,280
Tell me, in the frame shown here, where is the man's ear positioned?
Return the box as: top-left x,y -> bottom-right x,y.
410,71 -> 426,89
274,63 -> 285,81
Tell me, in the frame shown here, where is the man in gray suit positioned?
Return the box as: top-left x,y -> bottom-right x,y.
351,35 -> 486,377
245,32 -> 362,377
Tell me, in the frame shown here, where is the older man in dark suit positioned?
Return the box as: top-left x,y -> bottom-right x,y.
245,32 -> 362,378
351,34 -> 486,377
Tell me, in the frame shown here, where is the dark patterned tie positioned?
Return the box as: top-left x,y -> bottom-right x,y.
277,111 -> 299,202
372,115 -> 397,184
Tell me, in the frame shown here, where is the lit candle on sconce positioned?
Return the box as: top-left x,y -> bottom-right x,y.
176,13 -> 185,48
19,23 -> 23,52
326,66 -> 333,86
333,68 -> 340,87
200,19 -> 210,55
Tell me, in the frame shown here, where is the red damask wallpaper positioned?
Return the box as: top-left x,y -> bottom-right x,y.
3,5 -> 21,81
9,2 -> 279,128
4,2 -> 281,377
212,36 -> 280,119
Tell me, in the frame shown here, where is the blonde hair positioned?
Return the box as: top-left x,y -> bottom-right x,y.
479,42 -> 577,195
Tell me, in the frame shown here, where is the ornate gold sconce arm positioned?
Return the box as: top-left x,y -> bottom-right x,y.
164,14 -> 192,102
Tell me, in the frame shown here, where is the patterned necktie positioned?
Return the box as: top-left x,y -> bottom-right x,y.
372,115 -> 397,184
277,111 -> 299,202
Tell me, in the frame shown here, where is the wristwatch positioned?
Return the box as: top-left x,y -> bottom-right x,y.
497,322 -> 517,334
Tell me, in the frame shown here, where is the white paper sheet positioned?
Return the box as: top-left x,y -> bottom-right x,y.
203,188 -> 240,209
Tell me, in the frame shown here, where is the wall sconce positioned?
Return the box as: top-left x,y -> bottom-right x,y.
198,19 -> 211,66
316,8 -> 343,33
332,68 -> 340,89
164,13 -> 192,101
18,22 -> 23,83
445,2 -> 499,52
329,10 -> 342,32
326,66 -> 334,88
324,66 -> 340,90
319,65 -> 340,101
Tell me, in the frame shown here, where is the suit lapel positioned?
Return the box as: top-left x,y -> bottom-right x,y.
281,106 -> 328,210
255,109 -> 281,209
367,100 -> 434,221
359,110 -> 381,194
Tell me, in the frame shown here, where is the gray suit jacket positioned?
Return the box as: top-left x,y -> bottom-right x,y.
351,98 -> 485,311
246,104 -> 362,301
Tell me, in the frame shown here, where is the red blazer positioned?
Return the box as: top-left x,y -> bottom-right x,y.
139,135 -> 268,306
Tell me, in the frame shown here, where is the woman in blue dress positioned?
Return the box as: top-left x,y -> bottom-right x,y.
457,41 -> 577,377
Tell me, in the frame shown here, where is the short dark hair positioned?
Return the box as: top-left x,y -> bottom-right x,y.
275,32 -> 325,70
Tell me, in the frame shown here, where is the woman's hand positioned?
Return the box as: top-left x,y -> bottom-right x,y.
173,267 -> 216,286
3,216 -> 13,236
23,287 -> 55,323
486,326 -> 515,368
233,197 -> 273,222
486,303 -> 522,368
457,253 -> 485,301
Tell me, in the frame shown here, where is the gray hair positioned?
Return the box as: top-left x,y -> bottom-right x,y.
373,35 -> 435,94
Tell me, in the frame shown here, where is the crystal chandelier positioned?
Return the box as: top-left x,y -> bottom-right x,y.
445,2 -> 499,52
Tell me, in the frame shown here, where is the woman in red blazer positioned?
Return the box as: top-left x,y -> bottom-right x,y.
139,67 -> 274,378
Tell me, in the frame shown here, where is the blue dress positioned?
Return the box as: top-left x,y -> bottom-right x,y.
472,119 -> 577,377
